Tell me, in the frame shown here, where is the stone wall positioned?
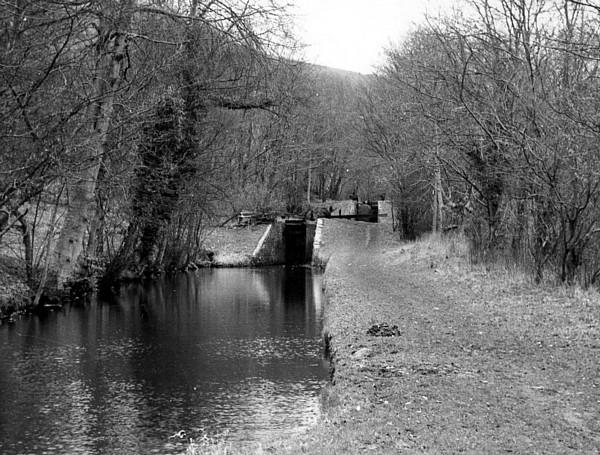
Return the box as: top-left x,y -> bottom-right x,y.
312,219 -> 326,268
329,200 -> 357,217
305,222 -> 316,264
252,222 -> 286,265
251,221 -> 320,266
377,200 -> 394,231
312,219 -> 382,268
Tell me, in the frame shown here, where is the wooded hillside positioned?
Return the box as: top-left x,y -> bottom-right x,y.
2,0 -> 599,309
0,0 -> 369,302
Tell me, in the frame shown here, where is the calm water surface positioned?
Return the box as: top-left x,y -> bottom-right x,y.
0,267 -> 328,454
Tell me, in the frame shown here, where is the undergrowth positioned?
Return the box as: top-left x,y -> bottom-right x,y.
411,231 -> 600,298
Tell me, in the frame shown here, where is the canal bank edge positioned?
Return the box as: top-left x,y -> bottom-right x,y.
0,222 -> 309,322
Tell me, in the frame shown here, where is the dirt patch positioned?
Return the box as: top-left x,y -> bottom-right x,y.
366,323 -> 401,337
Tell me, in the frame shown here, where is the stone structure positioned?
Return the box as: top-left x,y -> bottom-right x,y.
377,200 -> 394,230
312,218 -> 383,268
252,222 -> 286,265
252,221 -> 315,265
312,219 -> 326,268
305,222 -> 317,263
253,203 -> 389,267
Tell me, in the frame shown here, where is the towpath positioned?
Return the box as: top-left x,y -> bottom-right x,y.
288,219 -> 600,454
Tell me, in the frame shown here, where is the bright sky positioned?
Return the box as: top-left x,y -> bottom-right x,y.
292,0 -> 457,74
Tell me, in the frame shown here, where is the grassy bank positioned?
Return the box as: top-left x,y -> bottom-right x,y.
202,225 -> 268,266
0,224 -> 268,321
191,221 -> 600,454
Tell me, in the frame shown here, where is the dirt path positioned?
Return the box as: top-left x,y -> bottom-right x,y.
283,220 -> 600,454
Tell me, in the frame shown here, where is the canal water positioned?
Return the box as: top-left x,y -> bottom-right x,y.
0,267 -> 328,454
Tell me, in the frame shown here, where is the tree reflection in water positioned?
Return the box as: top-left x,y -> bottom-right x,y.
0,267 -> 328,454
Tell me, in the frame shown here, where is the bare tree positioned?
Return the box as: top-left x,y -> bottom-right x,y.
367,0 -> 600,284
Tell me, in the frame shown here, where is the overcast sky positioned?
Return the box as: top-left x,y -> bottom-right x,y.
291,0 -> 457,74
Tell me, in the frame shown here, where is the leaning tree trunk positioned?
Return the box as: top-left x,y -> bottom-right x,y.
52,4 -> 134,288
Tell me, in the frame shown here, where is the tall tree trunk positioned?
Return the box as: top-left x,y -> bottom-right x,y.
307,151 -> 312,204
432,162 -> 443,233
16,212 -> 33,287
52,3 -> 134,287
32,186 -> 63,306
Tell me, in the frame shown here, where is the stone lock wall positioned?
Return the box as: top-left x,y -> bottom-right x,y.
377,200 -> 393,230
252,221 -> 315,265
252,222 -> 286,265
